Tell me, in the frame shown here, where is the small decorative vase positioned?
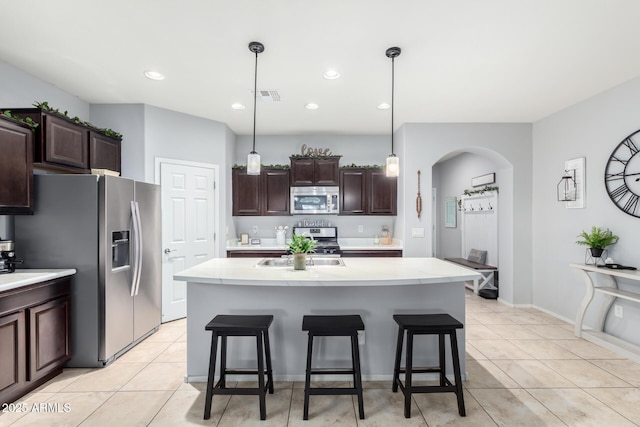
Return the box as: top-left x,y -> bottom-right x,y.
293,253 -> 307,270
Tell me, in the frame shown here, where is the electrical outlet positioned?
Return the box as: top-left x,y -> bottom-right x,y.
614,305 -> 623,318
358,225 -> 364,233
252,225 -> 259,235
358,330 -> 365,345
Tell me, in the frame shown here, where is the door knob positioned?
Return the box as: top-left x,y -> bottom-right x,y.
164,248 -> 176,254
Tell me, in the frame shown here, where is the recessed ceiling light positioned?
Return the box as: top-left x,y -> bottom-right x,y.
323,69 -> 340,80
231,103 -> 246,110
305,103 -> 319,110
144,70 -> 165,81
378,103 -> 391,110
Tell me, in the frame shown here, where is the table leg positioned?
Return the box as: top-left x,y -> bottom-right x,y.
574,269 -> 595,337
594,274 -> 618,332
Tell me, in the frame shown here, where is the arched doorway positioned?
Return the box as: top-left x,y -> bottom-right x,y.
432,148 -> 514,303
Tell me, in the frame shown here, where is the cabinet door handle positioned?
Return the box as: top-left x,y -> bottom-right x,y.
164,248 -> 176,254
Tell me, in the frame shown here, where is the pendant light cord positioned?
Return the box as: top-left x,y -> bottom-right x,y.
252,50 -> 258,154
391,55 -> 395,155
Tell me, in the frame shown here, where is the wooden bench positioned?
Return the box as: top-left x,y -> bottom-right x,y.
445,258 -> 498,294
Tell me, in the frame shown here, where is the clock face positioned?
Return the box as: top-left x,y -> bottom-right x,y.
605,129 -> 640,218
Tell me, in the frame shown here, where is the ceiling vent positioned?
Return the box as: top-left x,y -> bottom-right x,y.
252,90 -> 281,102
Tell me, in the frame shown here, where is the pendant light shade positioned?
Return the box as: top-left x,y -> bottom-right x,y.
385,47 -> 401,177
247,41 -> 264,175
386,154 -> 399,177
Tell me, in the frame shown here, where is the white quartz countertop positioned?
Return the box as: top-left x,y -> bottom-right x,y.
175,257 -> 479,287
0,269 -> 77,293
226,238 -> 403,251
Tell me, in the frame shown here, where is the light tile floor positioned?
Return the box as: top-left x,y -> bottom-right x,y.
3,290 -> 640,426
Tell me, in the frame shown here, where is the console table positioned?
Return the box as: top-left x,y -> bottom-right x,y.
571,263 -> 640,362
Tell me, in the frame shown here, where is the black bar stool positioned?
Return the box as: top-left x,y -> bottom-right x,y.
392,313 -> 465,418
302,315 -> 365,420
203,314 -> 274,420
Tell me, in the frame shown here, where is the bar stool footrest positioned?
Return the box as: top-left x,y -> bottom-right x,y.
221,368 -> 268,375
395,380 -> 456,393
308,368 -> 355,375
212,386 -> 271,396
309,388 -> 359,396
397,367 -> 443,375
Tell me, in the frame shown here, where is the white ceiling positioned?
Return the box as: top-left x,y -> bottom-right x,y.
2,0 -> 640,136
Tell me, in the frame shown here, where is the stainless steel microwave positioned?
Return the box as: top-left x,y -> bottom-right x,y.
290,186 -> 339,215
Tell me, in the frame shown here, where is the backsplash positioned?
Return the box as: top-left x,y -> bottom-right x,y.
233,216 -> 397,240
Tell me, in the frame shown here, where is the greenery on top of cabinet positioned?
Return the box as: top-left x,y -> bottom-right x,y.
232,164 -> 290,169
289,154 -> 342,159
33,101 -> 123,139
341,163 -> 385,169
0,110 -> 39,130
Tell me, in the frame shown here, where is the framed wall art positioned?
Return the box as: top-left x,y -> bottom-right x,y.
445,197 -> 457,228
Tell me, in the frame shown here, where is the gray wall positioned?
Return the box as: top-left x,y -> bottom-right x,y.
90,104 -> 146,182
234,135 -> 389,167
0,60 -> 89,119
0,60 -> 91,239
532,75 -> 640,344
433,153 -> 498,259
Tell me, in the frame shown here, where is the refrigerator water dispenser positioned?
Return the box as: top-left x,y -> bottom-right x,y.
112,230 -> 130,269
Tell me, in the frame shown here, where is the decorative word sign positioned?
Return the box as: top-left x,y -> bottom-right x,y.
300,144 -> 332,156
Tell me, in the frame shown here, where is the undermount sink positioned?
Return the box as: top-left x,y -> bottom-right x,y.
255,257 -> 346,267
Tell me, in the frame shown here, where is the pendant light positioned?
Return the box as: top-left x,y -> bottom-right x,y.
385,47 -> 401,177
247,41 -> 264,175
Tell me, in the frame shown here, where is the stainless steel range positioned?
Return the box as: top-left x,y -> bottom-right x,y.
292,226 -> 340,255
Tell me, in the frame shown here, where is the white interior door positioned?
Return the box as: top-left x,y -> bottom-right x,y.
159,160 -> 217,322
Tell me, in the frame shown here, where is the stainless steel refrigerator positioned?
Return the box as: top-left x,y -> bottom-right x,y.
15,174 -> 161,367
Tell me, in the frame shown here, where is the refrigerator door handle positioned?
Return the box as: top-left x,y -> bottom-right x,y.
130,201 -> 140,297
133,201 -> 143,296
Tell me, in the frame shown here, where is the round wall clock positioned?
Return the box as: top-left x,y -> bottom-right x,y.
605,129 -> 640,218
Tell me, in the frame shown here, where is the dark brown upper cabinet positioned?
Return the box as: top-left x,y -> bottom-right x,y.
368,168 -> 397,215
232,168 -> 290,216
262,169 -> 290,215
9,109 -> 121,174
89,131 -> 121,172
290,156 -> 340,186
0,116 -> 34,214
339,168 -> 397,215
340,169 -> 367,215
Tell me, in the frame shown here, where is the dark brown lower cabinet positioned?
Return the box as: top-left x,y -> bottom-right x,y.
0,277 -> 71,405
0,311 -> 26,405
28,297 -> 71,383
341,250 -> 403,257
227,251 -> 287,258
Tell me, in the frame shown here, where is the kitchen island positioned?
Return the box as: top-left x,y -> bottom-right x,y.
175,257 -> 480,382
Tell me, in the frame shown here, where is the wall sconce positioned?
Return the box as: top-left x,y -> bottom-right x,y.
557,169 -> 577,201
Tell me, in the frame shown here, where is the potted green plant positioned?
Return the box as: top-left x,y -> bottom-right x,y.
576,226 -> 619,258
288,232 -> 318,270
